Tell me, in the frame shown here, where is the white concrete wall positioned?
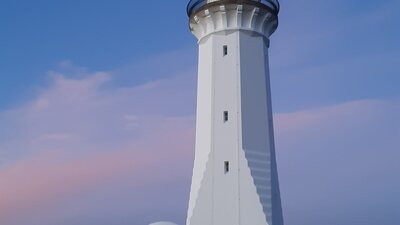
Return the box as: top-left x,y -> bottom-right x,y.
186,34 -> 214,225
211,31 -> 240,225
187,3 -> 282,225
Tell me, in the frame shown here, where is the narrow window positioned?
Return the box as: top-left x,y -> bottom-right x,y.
224,161 -> 230,173
223,45 -> 228,56
223,111 -> 229,122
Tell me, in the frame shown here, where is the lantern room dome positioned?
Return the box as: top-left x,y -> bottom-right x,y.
187,0 -> 280,17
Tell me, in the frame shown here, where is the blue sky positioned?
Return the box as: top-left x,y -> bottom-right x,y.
0,0 -> 193,109
0,1 -> 399,225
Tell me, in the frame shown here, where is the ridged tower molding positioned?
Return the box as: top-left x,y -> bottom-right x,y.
190,1 -> 278,41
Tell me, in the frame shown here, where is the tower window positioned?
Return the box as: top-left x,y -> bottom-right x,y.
223,45 -> 228,56
223,111 -> 229,122
224,161 -> 230,173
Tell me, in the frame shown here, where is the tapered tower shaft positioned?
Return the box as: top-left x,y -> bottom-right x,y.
186,1 -> 282,225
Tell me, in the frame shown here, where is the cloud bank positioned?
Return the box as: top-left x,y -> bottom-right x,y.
0,66 -> 196,225
0,63 -> 398,225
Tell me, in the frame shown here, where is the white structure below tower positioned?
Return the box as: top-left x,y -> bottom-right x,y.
186,0 -> 283,225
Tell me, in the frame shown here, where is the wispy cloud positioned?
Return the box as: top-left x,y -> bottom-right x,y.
0,0 -> 399,224
270,0 -> 400,112
0,117 -> 193,223
0,62 -> 195,224
0,64 -> 398,225
275,99 -> 400,225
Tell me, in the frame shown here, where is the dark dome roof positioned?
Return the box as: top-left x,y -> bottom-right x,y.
187,0 -> 280,17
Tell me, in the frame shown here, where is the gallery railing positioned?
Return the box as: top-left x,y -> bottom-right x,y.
187,0 -> 280,17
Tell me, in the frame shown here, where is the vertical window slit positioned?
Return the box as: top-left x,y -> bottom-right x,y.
224,161 -> 230,174
223,111 -> 229,122
223,45 -> 228,56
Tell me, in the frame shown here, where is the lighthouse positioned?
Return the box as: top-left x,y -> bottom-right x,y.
186,0 -> 283,225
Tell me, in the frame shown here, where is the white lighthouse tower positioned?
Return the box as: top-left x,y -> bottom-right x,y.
186,0 -> 283,225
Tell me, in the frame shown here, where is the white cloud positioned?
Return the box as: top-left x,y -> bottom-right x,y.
0,1 -> 399,223
0,63 -> 196,224
1,63 -> 398,225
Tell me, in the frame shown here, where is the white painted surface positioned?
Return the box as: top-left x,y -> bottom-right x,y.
187,2 -> 282,225
149,222 -> 178,225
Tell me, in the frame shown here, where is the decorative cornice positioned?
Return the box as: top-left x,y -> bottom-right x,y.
189,3 -> 278,42
187,0 -> 280,17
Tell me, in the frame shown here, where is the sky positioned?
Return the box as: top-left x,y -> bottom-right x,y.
0,0 -> 399,225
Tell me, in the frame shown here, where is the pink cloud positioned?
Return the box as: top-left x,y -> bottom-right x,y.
0,70 -> 195,223
0,115 -> 194,223
274,99 -> 399,136
0,63 -> 398,224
